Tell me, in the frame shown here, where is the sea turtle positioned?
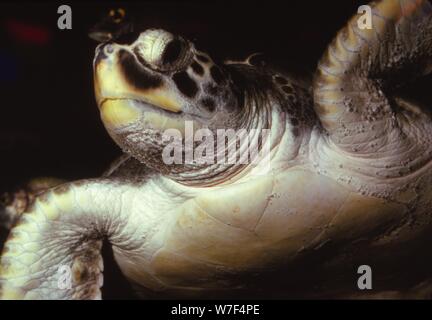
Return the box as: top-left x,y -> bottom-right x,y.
1,0 -> 432,299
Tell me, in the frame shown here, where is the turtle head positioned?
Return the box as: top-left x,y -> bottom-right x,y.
93,29 -> 239,132
93,28 -> 248,176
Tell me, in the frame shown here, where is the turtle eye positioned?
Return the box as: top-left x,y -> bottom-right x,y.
134,29 -> 191,72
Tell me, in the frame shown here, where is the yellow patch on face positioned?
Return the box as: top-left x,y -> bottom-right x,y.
94,61 -> 123,105
95,59 -> 181,114
140,88 -> 181,113
100,99 -> 141,127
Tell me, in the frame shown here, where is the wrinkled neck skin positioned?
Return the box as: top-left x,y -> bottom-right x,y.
113,92 -> 306,187
169,98 -> 275,186
186,94 -> 316,186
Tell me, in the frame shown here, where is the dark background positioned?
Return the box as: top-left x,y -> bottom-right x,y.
1,0 -> 431,299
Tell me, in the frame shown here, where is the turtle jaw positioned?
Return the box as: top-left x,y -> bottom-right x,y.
94,54 -> 206,137
99,98 -> 142,128
99,97 -> 190,133
94,57 -> 187,130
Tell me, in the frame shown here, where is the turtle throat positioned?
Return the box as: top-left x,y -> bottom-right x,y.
168,95 -> 284,187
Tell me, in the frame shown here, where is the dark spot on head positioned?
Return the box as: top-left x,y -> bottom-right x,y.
201,97 -> 216,112
191,61 -> 204,76
172,71 -> 198,98
120,49 -> 162,89
282,85 -> 294,94
162,39 -> 182,64
196,54 -> 210,63
275,76 -> 288,85
292,127 -> 300,137
210,66 -> 224,85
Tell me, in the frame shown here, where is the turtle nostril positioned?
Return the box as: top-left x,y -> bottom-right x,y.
104,44 -> 114,55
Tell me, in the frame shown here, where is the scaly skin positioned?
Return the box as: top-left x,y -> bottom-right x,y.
1,0 -> 432,299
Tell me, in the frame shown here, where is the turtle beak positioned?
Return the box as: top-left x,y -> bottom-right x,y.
93,44 -> 183,127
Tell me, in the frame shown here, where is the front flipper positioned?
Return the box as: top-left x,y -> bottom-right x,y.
314,0 -> 432,151
0,178 -> 66,231
0,179 -> 134,299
